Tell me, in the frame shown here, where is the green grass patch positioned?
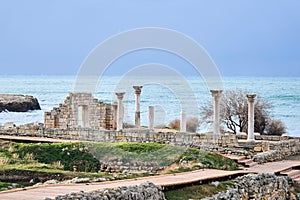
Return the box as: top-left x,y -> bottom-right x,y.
178,148 -> 238,170
85,142 -> 186,166
114,142 -> 166,153
0,182 -> 12,191
164,181 -> 234,200
14,142 -> 100,172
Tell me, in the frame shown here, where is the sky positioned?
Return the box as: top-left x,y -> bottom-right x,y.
0,0 -> 299,77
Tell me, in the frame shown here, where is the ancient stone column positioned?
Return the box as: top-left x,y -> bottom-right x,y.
180,111 -> 186,132
210,90 -> 222,135
133,86 -> 143,128
148,106 -> 154,130
112,102 -> 118,130
116,92 -> 125,131
247,94 -> 256,141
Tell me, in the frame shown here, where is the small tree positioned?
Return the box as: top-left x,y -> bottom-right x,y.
168,117 -> 200,132
186,117 -> 199,132
201,90 -> 271,134
266,119 -> 286,136
168,119 -> 180,130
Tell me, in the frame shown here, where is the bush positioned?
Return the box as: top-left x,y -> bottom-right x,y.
186,117 -> 199,132
168,118 -> 199,132
123,122 -> 135,128
168,119 -> 180,130
266,119 -> 286,136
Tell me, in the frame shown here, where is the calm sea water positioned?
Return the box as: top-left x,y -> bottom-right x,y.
0,75 -> 299,136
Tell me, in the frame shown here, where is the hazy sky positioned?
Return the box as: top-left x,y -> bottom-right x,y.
0,0 -> 299,76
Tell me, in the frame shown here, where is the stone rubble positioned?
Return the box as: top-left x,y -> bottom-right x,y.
47,181 -> 165,200
204,173 -> 291,200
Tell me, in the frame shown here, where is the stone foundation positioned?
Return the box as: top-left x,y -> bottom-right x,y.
204,174 -> 291,200
0,125 -> 239,147
50,182 -> 165,200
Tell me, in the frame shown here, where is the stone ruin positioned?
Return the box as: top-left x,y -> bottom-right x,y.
44,93 -> 115,130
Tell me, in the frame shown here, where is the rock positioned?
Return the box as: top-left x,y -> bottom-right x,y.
3,122 -> 15,129
0,94 -> 41,112
236,132 -> 247,136
71,177 -> 91,183
53,181 -> 166,200
204,174 -> 290,200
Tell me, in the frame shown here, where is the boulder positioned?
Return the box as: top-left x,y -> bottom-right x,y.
0,94 -> 41,112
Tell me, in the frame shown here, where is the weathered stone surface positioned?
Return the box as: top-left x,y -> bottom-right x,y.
204,174 -> 291,200
253,139 -> 300,163
0,94 -> 41,112
50,182 -> 165,200
44,93 -> 114,130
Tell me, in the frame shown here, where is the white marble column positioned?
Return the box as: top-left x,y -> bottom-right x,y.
112,102 -> 118,130
116,92 -> 125,131
133,86 -> 143,128
210,90 -> 222,135
180,111 -> 186,132
247,94 -> 256,141
148,106 -> 154,130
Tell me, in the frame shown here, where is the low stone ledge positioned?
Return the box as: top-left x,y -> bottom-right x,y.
48,181 -> 165,200
204,174 -> 291,200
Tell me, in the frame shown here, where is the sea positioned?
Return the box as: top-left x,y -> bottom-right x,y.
0,75 -> 299,136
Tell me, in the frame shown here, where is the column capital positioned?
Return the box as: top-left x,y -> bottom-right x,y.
115,92 -> 125,100
133,86 -> 143,95
210,90 -> 223,98
246,94 -> 256,102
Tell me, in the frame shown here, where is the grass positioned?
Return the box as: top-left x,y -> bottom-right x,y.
0,182 -> 12,191
13,142 -> 100,172
85,142 -> 187,167
164,181 -> 234,200
177,148 -> 238,171
0,140 -> 238,192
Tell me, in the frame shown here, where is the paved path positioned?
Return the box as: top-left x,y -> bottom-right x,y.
0,169 -> 245,200
247,160 -> 300,174
1,160 -> 300,200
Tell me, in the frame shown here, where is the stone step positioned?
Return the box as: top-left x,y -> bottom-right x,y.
239,159 -> 253,165
293,177 -> 300,182
280,168 -> 294,175
291,173 -> 300,180
224,155 -> 246,162
246,162 -> 258,168
280,169 -> 300,177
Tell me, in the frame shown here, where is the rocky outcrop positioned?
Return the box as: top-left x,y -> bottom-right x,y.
0,94 -> 41,112
204,174 -> 291,200
50,182 -> 165,200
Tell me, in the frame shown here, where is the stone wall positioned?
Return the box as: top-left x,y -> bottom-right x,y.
49,182 -> 165,200
0,125 -> 239,148
99,159 -> 164,174
253,139 -> 300,163
204,174 -> 291,200
44,93 -> 114,130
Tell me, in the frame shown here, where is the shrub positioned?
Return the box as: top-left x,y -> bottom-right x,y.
168,119 -> 180,130
186,117 -> 199,132
266,119 -> 286,136
123,122 -> 135,128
